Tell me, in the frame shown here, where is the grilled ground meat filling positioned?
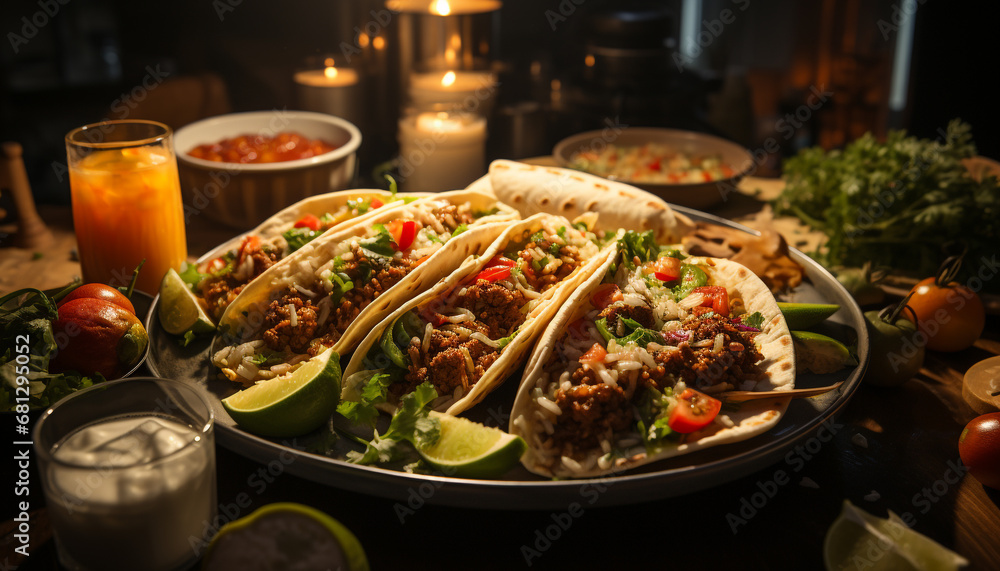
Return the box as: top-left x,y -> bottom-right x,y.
202,247 -> 281,318
519,238 -> 580,293
262,289 -> 319,353
551,369 -> 633,450
599,302 -> 656,334
551,314 -> 764,453
397,281 -> 527,398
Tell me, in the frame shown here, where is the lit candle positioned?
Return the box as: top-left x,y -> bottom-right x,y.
387,0 -> 502,15
409,69 -> 497,114
294,63 -> 364,130
397,110 -> 487,191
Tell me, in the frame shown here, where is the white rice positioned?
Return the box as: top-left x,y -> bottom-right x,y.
288,304 -> 297,327
460,346 -> 474,376
470,332 -> 500,348
560,455 -> 582,473
537,397 -> 562,416
713,333 -> 724,353
293,284 -> 316,298
422,322 -> 433,353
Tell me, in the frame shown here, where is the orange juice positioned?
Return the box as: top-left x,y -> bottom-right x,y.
67,125 -> 187,294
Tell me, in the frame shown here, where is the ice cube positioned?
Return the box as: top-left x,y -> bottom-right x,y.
81,418 -> 194,467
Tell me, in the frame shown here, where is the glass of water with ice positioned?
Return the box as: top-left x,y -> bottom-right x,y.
35,377 -> 216,571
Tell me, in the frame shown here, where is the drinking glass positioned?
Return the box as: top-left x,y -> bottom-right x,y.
35,378 -> 216,571
65,120 -> 188,293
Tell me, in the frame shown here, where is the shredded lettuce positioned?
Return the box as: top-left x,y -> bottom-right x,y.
282,227 -> 321,252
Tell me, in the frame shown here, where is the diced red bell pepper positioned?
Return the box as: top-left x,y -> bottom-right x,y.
691,285 -> 729,316
667,388 -> 722,433
590,284 -> 624,309
294,214 -> 321,231
474,265 -> 511,283
484,256 -> 516,269
370,198 -> 384,209
386,219 -> 417,251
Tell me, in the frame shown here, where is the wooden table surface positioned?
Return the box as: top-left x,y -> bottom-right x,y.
2,177 -> 998,570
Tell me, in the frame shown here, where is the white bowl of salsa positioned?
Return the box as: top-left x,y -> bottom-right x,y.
175,111 -> 361,230
553,127 -> 753,210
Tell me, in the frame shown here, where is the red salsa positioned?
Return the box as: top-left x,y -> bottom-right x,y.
187,132 -> 339,164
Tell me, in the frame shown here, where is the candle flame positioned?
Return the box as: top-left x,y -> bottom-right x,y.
358,33 -> 370,48
432,0 -> 451,15
441,71 -> 457,87
584,54 -> 595,67
324,57 -> 335,67
373,36 -> 386,50
324,66 -> 339,79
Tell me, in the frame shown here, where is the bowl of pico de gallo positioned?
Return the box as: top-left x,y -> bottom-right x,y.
553,127 -> 753,209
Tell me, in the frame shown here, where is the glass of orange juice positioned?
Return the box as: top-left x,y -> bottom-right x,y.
65,120 -> 187,293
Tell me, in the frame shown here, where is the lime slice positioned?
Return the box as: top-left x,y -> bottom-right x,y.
202,502 -> 369,571
157,268 -> 215,336
222,348 -> 341,437
792,331 -> 858,374
823,500 -> 968,571
417,412 -> 527,478
778,302 -> 841,330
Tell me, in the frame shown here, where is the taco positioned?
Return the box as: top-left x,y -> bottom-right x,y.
510,230 -> 795,478
340,213 -> 610,416
190,189 -> 428,320
485,159 -> 694,244
211,190 -> 519,386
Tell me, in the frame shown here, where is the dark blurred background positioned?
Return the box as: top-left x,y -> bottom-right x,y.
2,0 -> 998,204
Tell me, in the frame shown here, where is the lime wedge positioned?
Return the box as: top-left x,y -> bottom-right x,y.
157,268 -> 215,336
778,302 -> 841,330
202,502 -> 369,571
823,500 -> 968,571
792,331 -> 858,374
417,412 -> 527,478
222,348 -> 341,437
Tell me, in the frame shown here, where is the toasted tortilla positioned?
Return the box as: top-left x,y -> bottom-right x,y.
341,213 -> 614,416
510,252 -> 795,479
485,159 -> 695,244
213,190 -> 519,383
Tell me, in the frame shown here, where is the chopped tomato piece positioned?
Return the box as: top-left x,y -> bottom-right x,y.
474,266 -> 512,283
420,307 -> 448,327
201,257 -> 227,273
692,285 -> 729,316
721,165 -> 734,178
294,214 -> 321,231
386,220 -> 417,251
236,235 -> 261,266
579,342 -> 607,364
668,388 -> 722,433
649,158 -> 662,171
414,255 -> 431,266
644,257 -> 681,282
702,171 -> 713,182
370,198 -> 384,209
591,284 -> 624,309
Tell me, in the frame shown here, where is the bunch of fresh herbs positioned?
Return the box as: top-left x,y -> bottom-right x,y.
773,119 -> 999,290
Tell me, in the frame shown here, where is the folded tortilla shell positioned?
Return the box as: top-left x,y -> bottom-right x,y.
511,253 -> 795,479
342,213 -> 616,416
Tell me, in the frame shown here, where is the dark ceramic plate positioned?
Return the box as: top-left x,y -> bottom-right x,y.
146,205 -> 868,510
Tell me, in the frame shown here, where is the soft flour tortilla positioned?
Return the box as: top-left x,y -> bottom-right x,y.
485,159 -> 695,244
511,253 -> 796,479
199,189 -> 427,263
341,213 -> 615,416
214,190 -> 519,375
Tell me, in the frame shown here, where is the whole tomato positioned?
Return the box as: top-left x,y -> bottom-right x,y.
906,256 -> 985,352
958,413 -> 1000,490
50,298 -> 148,379
58,283 -> 136,315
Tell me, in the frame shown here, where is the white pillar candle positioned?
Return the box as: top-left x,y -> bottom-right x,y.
409,69 -> 497,115
294,66 -> 364,130
397,110 -> 486,191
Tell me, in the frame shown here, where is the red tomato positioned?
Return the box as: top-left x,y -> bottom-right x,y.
294,214 -> 321,231
370,198 -> 384,209
648,158 -> 662,171
906,276 -> 985,352
958,412 -> 1000,489
579,342 -> 607,364
644,257 -> 681,282
386,220 -> 417,251
591,284 -> 624,309
58,283 -> 135,315
692,285 -> 729,316
474,266 -> 512,283
50,298 -> 148,379
668,388 -> 722,434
